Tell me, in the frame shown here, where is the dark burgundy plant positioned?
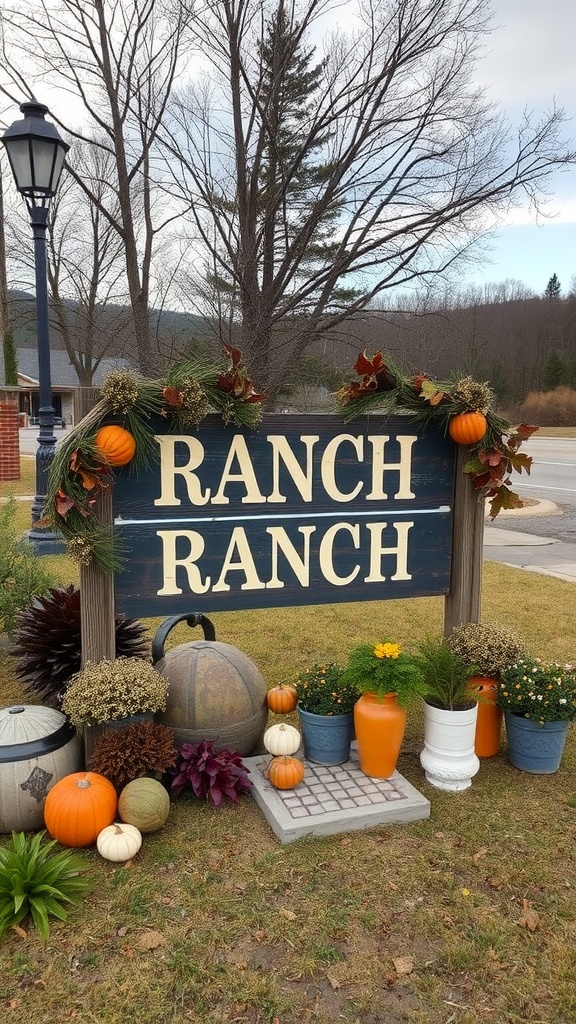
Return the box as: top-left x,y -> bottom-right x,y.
171,740 -> 252,808
10,584 -> 149,706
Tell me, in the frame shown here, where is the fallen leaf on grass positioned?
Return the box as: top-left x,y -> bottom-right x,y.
516,899 -> 540,932
279,908 -> 297,921
117,926 -> 128,937
392,955 -> 414,976
473,847 -> 488,862
326,970 -> 341,990
10,925 -> 27,940
156,896 -> 177,907
8,1000 -> 22,1009
138,931 -> 166,950
487,878 -> 503,890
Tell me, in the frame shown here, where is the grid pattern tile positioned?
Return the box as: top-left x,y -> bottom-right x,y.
258,750 -> 409,819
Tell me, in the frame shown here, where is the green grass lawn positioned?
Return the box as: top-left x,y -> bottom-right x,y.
1,462 -> 576,1023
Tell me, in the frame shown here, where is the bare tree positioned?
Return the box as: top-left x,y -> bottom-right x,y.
46,146 -> 134,386
1,0 -> 194,375
164,0 -> 575,395
5,142 -> 135,386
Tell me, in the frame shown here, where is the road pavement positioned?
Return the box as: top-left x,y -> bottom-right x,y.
484,506 -> 576,585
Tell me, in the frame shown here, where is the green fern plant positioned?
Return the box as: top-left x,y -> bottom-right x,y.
0,831 -> 92,940
416,638 -> 477,710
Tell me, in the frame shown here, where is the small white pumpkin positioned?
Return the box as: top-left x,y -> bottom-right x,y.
263,722 -> 301,756
96,821 -> 143,862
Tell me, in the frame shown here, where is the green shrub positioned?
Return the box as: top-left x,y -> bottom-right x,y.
0,831 -> 92,940
0,500 -> 56,635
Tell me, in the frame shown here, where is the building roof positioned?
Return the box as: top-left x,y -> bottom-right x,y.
0,348 -> 133,388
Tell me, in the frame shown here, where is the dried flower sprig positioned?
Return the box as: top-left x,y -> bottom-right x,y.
100,369 -> 141,413
61,657 -> 168,727
447,622 -> 527,678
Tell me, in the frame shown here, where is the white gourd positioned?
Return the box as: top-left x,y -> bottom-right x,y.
263,722 -> 301,756
96,822 -> 143,862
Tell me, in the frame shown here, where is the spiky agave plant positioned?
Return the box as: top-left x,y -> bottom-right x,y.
10,584 -> 149,706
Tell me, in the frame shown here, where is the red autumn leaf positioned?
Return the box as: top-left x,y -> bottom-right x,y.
69,449 -> 83,472
222,343 -> 242,369
217,368 -> 266,403
55,489 -> 75,518
412,373 -> 430,390
243,390 -> 267,403
162,385 -> 184,408
70,449 -> 107,475
478,447 -> 506,468
469,469 -> 493,490
76,466 -> 106,491
514,423 -> 539,440
354,349 -> 383,376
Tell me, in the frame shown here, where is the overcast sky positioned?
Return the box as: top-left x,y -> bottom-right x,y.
466,0 -> 576,295
4,0 -> 574,299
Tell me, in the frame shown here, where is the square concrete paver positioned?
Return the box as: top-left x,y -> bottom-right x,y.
244,742 -> 430,844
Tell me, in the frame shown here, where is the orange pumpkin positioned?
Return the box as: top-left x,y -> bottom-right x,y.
266,684 -> 298,714
448,411 -> 487,445
44,772 -> 118,847
267,756 -> 305,790
94,425 -> 136,467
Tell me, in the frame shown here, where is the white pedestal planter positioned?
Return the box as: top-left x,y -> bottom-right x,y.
420,702 -> 480,791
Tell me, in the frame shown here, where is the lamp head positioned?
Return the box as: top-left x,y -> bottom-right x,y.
1,100 -> 70,207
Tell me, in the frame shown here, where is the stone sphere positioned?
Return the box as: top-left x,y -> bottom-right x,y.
155,640 -> 267,755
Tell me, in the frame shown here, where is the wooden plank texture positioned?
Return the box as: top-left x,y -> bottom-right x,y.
443,444 -> 485,635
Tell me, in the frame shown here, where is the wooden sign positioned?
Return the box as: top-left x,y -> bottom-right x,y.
112,413 -> 456,617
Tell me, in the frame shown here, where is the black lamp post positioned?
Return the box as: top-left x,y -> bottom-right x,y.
1,100 -> 70,552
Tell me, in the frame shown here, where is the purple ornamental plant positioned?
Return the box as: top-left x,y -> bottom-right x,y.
171,739 -> 252,807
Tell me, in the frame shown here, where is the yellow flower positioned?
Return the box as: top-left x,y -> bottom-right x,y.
374,642 -> 401,660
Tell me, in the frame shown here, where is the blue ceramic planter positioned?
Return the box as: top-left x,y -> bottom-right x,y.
297,708 -> 354,765
504,712 -> 570,774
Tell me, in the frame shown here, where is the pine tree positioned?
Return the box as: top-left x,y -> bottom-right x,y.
257,1 -> 340,281
542,351 -> 568,390
544,273 -> 561,299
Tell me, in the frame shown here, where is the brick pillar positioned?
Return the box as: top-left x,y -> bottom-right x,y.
0,388 -> 21,481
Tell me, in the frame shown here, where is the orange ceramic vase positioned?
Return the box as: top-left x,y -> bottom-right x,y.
471,675 -> 502,757
353,692 -> 406,778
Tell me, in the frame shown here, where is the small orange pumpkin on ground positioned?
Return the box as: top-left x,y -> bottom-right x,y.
94,425 -> 137,467
266,684 -> 298,714
267,755 -> 305,790
448,411 -> 487,445
44,771 -> 118,847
